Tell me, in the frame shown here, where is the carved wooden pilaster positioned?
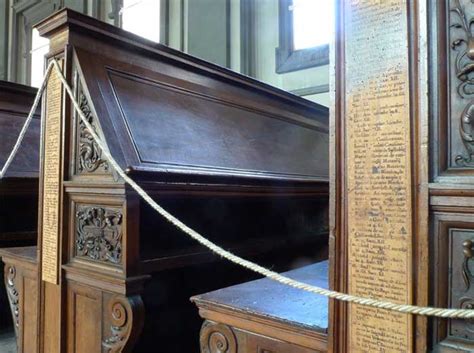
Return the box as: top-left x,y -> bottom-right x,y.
200,320 -> 237,353
5,265 -> 19,337
102,295 -> 145,353
450,0 -> 474,166
75,205 -> 123,265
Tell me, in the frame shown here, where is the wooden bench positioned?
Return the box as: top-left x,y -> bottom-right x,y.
0,80 -> 40,248
5,9 -> 331,352
0,81 -> 40,334
0,246 -> 38,353
191,261 -> 328,353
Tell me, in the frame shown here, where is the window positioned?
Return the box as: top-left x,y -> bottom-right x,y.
121,0 -> 161,43
30,28 -> 49,88
276,0 -> 332,73
292,0 -> 332,50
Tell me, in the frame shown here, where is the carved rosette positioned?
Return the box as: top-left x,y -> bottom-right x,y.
200,321 -> 237,353
77,91 -> 109,174
5,266 -> 19,336
76,206 -> 123,265
450,0 -> 474,166
102,295 -> 144,353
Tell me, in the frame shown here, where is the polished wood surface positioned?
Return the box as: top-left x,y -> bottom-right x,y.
0,81 -> 40,246
329,1 -> 430,352
0,81 -> 40,333
429,1 -> 474,351
0,246 -> 38,353
0,81 -> 40,179
22,8 -> 331,353
192,261 -> 328,352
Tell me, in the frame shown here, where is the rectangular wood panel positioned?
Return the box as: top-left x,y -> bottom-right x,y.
74,294 -> 100,353
345,1 -> 413,351
41,64 -> 62,284
108,70 -> 329,179
23,277 -> 38,353
42,282 -> 61,353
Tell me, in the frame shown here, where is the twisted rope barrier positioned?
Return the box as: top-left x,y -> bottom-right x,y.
0,61 -> 55,179
2,58 -> 474,319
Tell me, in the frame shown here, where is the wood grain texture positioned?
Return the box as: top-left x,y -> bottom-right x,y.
429,1 -> 474,351
345,1 -> 413,351
0,81 -> 40,178
192,262 -> 329,353
0,246 -> 39,353
330,1 -> 430,352
31,8 -> 330,353
0,81 -> 40,334
41,63 -> 63,285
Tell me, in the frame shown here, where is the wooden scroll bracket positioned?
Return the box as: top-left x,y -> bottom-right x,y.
102,294 -> 145,353
200,320 -> 237,353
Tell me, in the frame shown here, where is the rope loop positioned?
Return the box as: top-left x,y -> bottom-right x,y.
2,58 -> 474,320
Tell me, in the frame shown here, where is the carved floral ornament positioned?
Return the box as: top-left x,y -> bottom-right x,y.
78,91 -> 109,173
450,0 -> 474,166
461,237 -> 474,327
76,206 -> 123,265
5,266 -> 19,336
463,239 -> 474,290
102,295 -> 144,353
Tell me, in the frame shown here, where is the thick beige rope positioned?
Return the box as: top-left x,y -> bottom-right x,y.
8,58 -> 474,319
0,61 -> 55,179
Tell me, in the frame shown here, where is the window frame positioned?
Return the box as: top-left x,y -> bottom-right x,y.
119,0 -> 168,44
275,0 -> 329,74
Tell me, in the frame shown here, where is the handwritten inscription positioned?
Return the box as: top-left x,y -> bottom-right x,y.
41,64 -> 62,284
346,1 -> 412,352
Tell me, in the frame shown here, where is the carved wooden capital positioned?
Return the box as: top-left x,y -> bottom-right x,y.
200,320 -> 237,353
102,295 -> 144,353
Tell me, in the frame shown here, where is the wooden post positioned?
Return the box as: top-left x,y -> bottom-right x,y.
330,1 -> 429,351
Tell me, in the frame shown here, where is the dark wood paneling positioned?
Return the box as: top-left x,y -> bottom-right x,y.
0,81 -> 40,177
430,2 -> 474,350
431,212 -> 474,352
0,81 -> 40,336
431,0 -> 474,179
109,70 -> 328,179
31,9 -> 330,353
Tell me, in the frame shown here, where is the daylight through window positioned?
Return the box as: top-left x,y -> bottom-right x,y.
292,0 -> 332,50
30,28 -> 49,88
122,0 -> 160,43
